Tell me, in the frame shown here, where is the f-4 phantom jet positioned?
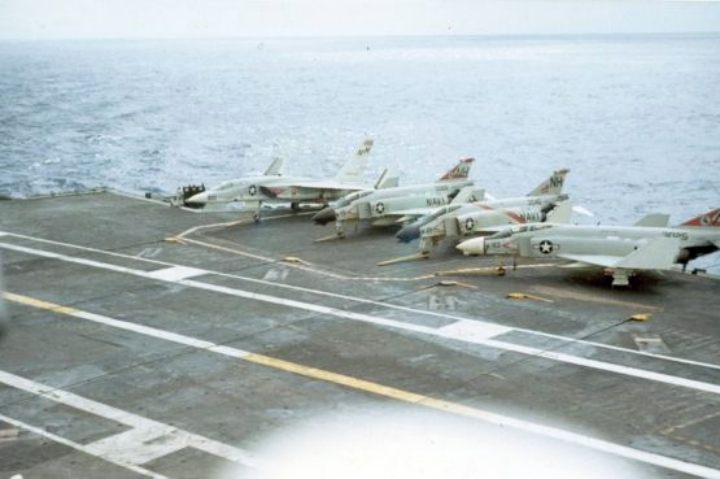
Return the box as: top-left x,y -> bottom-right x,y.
186,138 -> 375,221
312,158 -> 477,239
456,208 -> 720,287
393,169 -> 571,258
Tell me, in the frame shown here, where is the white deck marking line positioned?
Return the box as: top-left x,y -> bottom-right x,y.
187,275 -> 720,396
6,294 -> 720,479
143,266 -> 208,281
3,241 -> 720,396
86,427 -> 191,466
2,232 -> 720,373
0,369 -> 256,468
0,413 -> 167,478
438,321 -> 514,341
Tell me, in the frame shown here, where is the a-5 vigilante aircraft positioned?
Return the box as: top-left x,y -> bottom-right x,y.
394,169 -> 571,258
186,138 -> 375,221
312,158 -> 477,239
456,208 -> 720,287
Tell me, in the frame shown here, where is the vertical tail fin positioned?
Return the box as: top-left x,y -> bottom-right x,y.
450,186 -> 483,205
528,169 -> 569,196
438,158 -> 474,182
264,157 -> 284,176
335,138 -> 373,183
374,168 -> 399,189
679,208 -> 720,227
545,200 -> 573,224
633,213 -> 670,228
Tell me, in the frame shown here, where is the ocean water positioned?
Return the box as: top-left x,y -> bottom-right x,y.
1,35 -> 719,269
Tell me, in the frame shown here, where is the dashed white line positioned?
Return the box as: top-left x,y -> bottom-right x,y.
143,265 -> 208,281
437,320 -> 513,341
2,240 -> 720,397
3,230 -> 719,374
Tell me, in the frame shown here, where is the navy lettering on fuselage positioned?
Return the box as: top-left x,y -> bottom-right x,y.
524,211 -> 542,222
426,197 -> 447,207
663,231 -> 689,241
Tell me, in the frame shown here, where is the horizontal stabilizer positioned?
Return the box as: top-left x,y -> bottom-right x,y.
634,213 -> 670,228
572,206 -> 594,217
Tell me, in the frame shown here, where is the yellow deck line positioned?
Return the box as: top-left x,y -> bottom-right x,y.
5,292 -> 720,478
4,292 -> 435,406
178,235 -> 437,283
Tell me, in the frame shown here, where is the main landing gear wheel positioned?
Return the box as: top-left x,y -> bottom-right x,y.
253,213 -> 261,223
291,202 -> 301,212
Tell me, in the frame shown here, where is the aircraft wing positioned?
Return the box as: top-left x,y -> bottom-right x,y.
390,207 -> 441,222
278,180 -> 367,191
557,254 -> 626,268
557,237 -> 680,270
473,225 -> 514,235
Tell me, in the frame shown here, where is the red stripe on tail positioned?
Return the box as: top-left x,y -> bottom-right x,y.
681,208 -> 720,227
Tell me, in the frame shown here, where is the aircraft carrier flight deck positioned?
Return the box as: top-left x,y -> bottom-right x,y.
1,190 -> 719,478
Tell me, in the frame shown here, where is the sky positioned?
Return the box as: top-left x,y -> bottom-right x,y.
0,0 -> 719,39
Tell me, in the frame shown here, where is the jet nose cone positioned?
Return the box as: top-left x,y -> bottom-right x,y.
312,208 -> 336,225
185,192 -> 208,205
456,237 -> 485,256
396,225 -> 421,243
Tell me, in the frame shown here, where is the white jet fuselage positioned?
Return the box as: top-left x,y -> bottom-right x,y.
187,175 -> 285,205
335,180 -> 474,223
470,224 -> 720,266
420,194 -> 566,239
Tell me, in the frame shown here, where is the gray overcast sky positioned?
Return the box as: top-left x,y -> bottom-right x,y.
1,0 -> 719,39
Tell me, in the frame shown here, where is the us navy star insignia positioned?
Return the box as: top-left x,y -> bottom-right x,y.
539,240 -> 554,254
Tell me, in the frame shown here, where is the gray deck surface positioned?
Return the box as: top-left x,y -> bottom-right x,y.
0,191 -> 719,478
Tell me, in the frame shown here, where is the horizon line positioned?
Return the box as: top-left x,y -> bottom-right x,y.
2,30 -> 720,43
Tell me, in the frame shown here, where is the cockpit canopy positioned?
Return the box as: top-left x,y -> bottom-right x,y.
412,204 -> 462,228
